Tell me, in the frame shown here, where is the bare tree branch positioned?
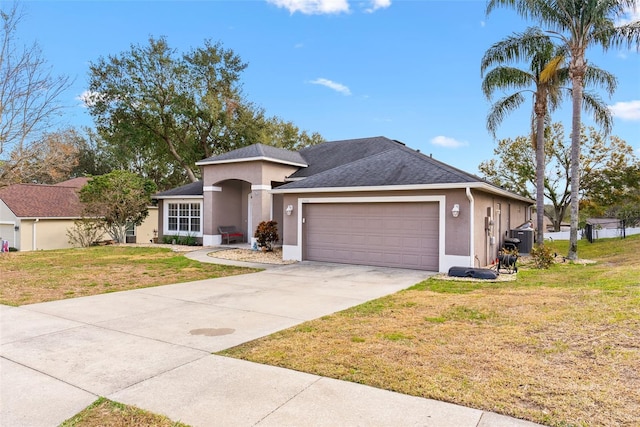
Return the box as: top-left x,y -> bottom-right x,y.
0,3 -> 71,158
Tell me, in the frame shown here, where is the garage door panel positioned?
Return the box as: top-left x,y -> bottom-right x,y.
402,254 -> 420,265
352,250 -> 382,263
400,237 -> 421,249
304,202 -> 439,271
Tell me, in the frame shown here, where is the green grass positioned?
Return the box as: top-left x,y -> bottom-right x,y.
0,246 -> 260,305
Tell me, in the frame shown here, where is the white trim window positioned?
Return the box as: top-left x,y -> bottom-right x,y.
167,202 -> 201,234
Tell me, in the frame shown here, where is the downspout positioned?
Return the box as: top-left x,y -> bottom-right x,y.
466,187 -> 474,267
32,218 -> 39,251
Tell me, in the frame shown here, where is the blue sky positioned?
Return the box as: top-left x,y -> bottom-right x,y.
15,0 -> 640,174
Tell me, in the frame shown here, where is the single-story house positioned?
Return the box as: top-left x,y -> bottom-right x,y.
155,136 -> 534,272
0,178 -> 158,251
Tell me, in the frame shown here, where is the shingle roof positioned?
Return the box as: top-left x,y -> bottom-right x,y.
54,177 -> 91,188
154,181 -> 204,198
278,137 -> 483,190
289,136 -> 403,179
0,183 -> 85,218
196,143 -> 307,167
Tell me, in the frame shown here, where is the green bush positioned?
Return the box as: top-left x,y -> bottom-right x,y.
254,220 -> 279,251
161,234 -> 199,246
530,243 -> 555,269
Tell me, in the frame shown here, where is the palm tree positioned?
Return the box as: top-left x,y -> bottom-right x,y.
482,28 -> 565,246
486,0 -> 640,260
481,27 -> 615,246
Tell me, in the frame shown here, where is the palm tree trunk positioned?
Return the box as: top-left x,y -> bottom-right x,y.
535,115 -> 546,245
568,76 -> 583,260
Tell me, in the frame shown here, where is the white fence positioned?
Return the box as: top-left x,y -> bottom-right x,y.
546,227 -> 640,241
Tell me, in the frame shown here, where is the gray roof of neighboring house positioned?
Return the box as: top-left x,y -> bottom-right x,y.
154,181 -> 203,198
196,143 -> 307,167
278,137 -> 483,190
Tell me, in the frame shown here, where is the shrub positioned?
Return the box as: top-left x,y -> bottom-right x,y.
254,220 -> 279,251
67,218 -> 105,248
180,234 -> 197,246
161,234 -> 198,246
530,243 -> 555,269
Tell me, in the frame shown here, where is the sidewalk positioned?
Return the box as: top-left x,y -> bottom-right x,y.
1,253 -> 545,427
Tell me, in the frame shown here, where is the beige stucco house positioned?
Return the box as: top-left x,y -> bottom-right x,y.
0,178 -> 158,251
154,137 -> 534,272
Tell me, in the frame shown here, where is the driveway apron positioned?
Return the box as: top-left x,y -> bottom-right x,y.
1,260 -> 542,427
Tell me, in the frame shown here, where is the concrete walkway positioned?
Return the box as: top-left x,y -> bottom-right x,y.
1,250 -> 544,427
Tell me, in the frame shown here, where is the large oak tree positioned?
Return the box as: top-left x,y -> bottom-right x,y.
86,37 -> 322,190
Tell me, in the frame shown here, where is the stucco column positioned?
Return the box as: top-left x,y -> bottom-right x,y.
203,185 -> 223,245
250,185 -> 272,236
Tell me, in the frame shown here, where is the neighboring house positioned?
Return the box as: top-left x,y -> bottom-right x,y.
155,136 -> 534,272
0,178 -> 158,251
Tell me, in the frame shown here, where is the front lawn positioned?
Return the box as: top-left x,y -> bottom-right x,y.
0,246 -> 259,306
220,235 -> 640,427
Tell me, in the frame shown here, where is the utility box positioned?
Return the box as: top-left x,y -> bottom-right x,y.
510,229 -> 534,254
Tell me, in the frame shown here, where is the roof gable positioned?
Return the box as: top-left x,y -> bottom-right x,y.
196,143 -> 307,167
0,183 -> 84,218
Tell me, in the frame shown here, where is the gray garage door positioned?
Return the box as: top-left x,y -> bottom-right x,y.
303,202 -> 439,271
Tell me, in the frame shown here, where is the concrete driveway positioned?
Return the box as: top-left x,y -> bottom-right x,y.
1,260 -> 542,427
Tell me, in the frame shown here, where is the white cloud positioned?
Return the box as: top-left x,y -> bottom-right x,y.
365,0 -> 391,13
310,78 -> 352,95
480,20 -> 486,27
430,135 -> 468,148
267,0 -> 390,14
267,0 -> 350,15
617,0 -> 640,24
609,100 -> 640,121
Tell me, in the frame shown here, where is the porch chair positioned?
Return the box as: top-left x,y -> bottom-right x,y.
218,226 -> 245,244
